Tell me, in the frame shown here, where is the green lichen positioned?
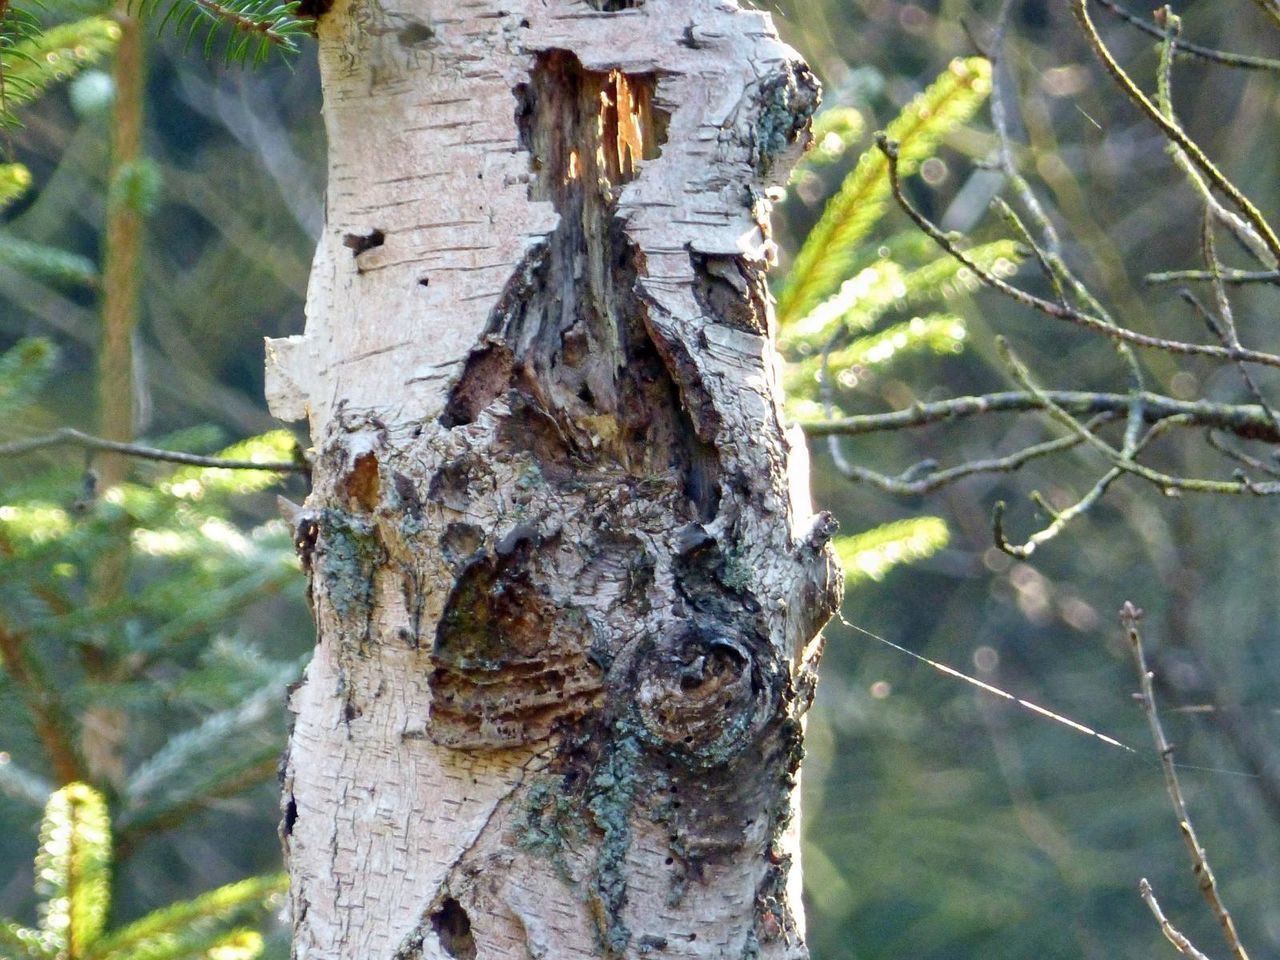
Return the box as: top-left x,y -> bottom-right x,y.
514,725 -> 649,954
753,65 -> 819,174
586,726 -> 644,954
317,508 -> 382,625
719,548 -> 753,593
518,778 -> 586,878
515,461 -> 544,492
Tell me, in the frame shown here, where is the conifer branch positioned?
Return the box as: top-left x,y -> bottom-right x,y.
0,623 -> 87,786
136,0 -> 309,63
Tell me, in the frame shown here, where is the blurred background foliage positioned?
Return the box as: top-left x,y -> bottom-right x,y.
1,1 -> 1279,959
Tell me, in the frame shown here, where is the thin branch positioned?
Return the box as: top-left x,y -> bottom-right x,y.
1072,0 -> 1280,266
830,420 -> 1103,496
1123,603 -> 1252,960
1096,0 -> 1280,71
1205,431 -> 1280,480
1139,878 -> 1216,960
0,427 -> 308,472
1245,0 -> 1280,32
998,337 -> 1280,495
989,0 -> 1146,405
991,413 -> 1183,557
992,467 -> 1119,559
1198,218 -> 1280,434
1154,13 -> 1275,275
1147,270 -> 1280,286
799,390 -> 1280,444
989,0 -> 1062,257
875,135 -> 1280,370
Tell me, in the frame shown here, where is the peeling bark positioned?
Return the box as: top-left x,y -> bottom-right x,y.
266,2 -> 839,957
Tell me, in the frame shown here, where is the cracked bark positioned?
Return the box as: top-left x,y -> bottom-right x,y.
266,2 -> 840,957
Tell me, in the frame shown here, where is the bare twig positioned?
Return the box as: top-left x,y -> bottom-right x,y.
1245,0 -> 1280,32
998,338 -> 1279,495
1072,0 -> 1280,266
800,391 -> 1280,444
1205,431 -> 1280,480
989,0 -> 1146,408
1139,878 -> 1216,960
0,427 -> 308,472
991,413 -> 1188,557
829,420 -> 1104,496
1096,0 -> 1280,71
1197,219 -> 1280,434
875,135 -> 1280,371
1154,13 -> 1276,275
1147,270 -> 1280,286
1123,603 -> 1252,960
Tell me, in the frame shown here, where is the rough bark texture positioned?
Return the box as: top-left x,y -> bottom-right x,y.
265,2 -> 841,957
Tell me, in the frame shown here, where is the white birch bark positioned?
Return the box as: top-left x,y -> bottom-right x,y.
265,1 -> 841,957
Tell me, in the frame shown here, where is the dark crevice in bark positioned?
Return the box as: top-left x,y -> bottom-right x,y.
341,228 -> 385,255
439,338 -> 515,428
443,48 -> 719,519
691,253 -> 771,337
430,898 -> 477,960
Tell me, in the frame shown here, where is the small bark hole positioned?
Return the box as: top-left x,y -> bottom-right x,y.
431,898 -> 477,960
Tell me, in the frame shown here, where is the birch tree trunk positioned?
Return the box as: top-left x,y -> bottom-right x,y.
264,1 -> 841,956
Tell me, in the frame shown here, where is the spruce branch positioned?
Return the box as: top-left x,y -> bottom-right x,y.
85,873 -> 286,959
35,783 -> 112,957
135,0 -> 309,64
0,16 -> 120,130
778,57 -> 992,325
0,623 -> 87,785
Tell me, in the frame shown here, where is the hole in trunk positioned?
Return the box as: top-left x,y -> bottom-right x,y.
431,897 -> 478,959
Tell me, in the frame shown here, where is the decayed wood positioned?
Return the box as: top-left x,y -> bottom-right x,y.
266,2 -> 841,957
